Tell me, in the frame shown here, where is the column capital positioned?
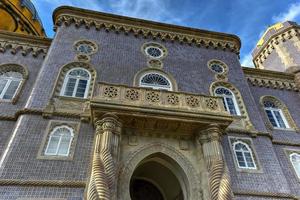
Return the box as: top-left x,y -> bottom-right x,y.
94,113 -> 122,135
198,123 -> 223,144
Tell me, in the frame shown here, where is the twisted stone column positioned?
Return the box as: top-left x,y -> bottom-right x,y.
87,114 -> 122,200
198,124 -> 233,200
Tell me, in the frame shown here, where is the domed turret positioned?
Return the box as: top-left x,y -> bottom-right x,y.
0,0 -> 45,36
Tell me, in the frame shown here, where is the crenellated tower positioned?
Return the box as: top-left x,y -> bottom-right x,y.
252,21 -> 300,87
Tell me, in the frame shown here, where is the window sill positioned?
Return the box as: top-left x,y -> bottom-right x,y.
58,95 -> 88,102
37,154 -> 74,161
273,127 -> 295,132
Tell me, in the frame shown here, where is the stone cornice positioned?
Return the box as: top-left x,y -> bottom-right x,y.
0,30 -> 51,57
53,6 -> 241,54
243,67 -> 298,91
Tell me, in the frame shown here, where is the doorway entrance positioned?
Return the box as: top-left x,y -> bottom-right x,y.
129,153 -> 184,200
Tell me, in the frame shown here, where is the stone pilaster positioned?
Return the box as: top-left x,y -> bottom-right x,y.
198,124 -> 233,200
86,113 -> 122,200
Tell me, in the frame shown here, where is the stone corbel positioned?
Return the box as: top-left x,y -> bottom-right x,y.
86,113 -> 122,200
198,124 -> 233,200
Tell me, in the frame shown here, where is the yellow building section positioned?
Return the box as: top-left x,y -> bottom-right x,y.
0,0 -> 45,36
256,22 -> 283,47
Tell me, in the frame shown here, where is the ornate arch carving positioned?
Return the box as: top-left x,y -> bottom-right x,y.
0,63 -> 29,103
0,63 -> 28,79
133,68 -> 178,91
259,95 -> 299,132
118,143 -> 202,200
53,62 -> 97,98
210,81 -> 255,131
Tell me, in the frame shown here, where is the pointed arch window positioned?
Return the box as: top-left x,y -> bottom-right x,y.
214,87 -> 240,115
61,68 -> 90,98
45,126 -> 74,156
139,73 -> 172,91
0,71 -> 23,100
263,100 -> 289,129
290,153 -> 300,179
233,142 -> 256,169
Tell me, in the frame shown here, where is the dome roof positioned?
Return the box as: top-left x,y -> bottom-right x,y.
0,0 -> 45,36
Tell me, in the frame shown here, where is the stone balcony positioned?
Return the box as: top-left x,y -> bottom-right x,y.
91,82 -> 233,135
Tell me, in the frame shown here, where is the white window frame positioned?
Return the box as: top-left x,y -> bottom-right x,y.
60,67 -> 91,98
139,72 -> 173,91
264,106 -> 289,129
45,126 -> 74,156
0,72 -> 22,100
233,141 -> 257,170
214,87 -> 240,115
290,153 -> 300,180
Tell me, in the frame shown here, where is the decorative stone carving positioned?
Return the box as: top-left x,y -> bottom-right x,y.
206,98 -> 218,110
86,114 -> 122,200
167,94 -> 179,105
94,82 -> 227,115
146,91 -> 160,103
53,12 -> 240,54
244,67 -> 298,91
103,86 -> 118,98
125,89 -> 139,101
198,124 -> 233,200
186,96 -> 200,107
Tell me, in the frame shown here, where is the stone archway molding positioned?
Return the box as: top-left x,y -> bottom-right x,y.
117,142 -> 202,200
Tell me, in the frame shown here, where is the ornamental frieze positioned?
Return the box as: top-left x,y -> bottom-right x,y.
53,7 -> 240,54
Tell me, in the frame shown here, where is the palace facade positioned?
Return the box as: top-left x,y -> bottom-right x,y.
0,1 -> 300,200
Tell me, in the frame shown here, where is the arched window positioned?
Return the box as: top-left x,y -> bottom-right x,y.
263,100 -> 289,129
233,142 -> 256,169
0,71 -> 23,100
139,73 -> 172,91
214,87 -> 240,115
290,153 -> 300,179
61,68 -> 90,98
45,126 -> 74,156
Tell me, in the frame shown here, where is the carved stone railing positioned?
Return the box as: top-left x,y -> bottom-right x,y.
91,83 -> 233,135
93,82 -> 228,115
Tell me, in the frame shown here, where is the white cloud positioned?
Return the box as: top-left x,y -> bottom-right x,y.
32,0 -> 104,12
108,0 -> 183,24
272,2 -> 300,22
241,53 -> 254,67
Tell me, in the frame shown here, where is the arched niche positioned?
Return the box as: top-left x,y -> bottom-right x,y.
118,143 -> 201,200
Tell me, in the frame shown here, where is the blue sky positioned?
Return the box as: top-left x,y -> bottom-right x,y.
32,0 -> 300,67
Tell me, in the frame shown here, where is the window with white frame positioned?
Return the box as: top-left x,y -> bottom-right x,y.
0,71 -> 22,100
45,126 -> 74,156
263,100 -> 289,129
233,141 -> 256,169
61,68 -> 90,98
139,73 -> 172,91
290,153 -> 300,179
214,87 -> 240,115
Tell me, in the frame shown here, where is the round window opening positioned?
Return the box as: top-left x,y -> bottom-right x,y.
77,44 -> 94,54
210,64 -> 224,74
74,40 -> 98,55
146,46 -> 163,59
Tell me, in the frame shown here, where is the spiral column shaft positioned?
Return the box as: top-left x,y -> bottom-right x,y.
86,114 -> 122,200
199,124 -> 233,200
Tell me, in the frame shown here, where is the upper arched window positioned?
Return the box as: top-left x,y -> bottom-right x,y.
263,100 -> 289,129
233,142 -> 256,169
61,68 -> 91,98
214,87 -> 240,115
290,153 -> 300,179
0,71 -> 23,100
139,73 -> 172,91
45,126 -> 74,156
